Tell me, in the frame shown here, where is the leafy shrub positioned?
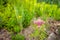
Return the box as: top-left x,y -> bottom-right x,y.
0,15 -> 3,29
13,26 -> 21,33
35,2 -> 60,21
54,8 -> 60,20
0,3 -> 21,31
30,25 -> 47,40
14,0 -> 35,28
11,34 -> 25,40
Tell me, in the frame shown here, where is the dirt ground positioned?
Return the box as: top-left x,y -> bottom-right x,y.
0,19 -> 60,40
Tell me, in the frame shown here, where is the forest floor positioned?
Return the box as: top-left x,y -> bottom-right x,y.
0,19 -> 60,40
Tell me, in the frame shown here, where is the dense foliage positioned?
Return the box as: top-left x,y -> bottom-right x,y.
37,0 -> 60,7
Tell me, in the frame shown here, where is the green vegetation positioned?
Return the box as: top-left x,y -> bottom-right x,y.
0,0 -> 60,40
11,34 -> 25,40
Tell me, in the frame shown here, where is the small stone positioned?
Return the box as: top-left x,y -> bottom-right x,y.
6,38 -> 9,40
0,38 -> 3,40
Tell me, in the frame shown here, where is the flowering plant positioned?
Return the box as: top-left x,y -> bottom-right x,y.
33,18 -> 45,28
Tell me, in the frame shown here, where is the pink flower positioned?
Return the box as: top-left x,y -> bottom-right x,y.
33,18 -> 45,28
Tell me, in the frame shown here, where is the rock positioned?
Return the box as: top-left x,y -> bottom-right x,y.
47,32 -> 57,40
